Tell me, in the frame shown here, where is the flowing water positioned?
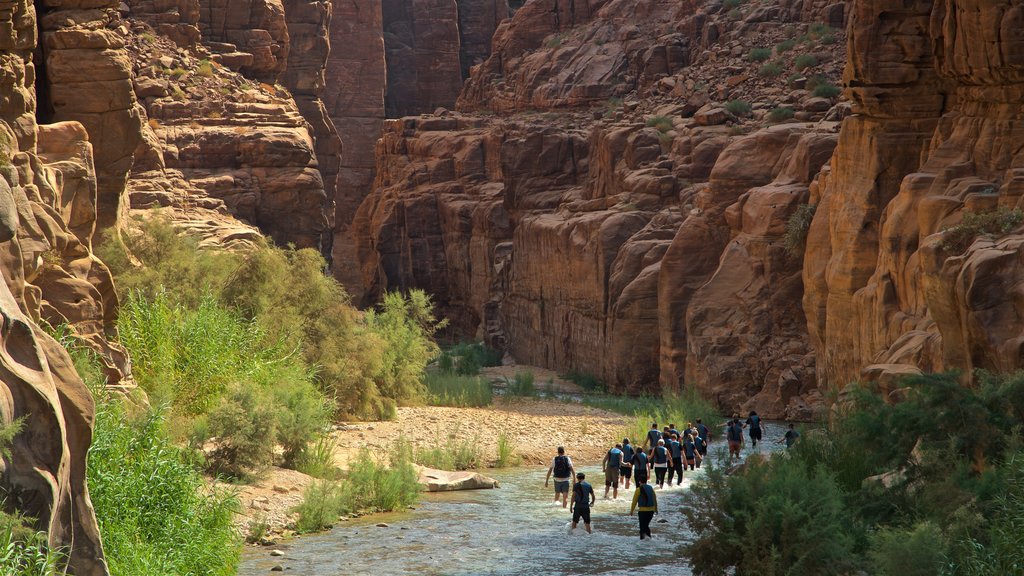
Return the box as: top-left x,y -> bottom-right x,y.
239,422 -> 787,576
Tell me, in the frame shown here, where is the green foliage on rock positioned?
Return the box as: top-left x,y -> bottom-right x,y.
725,99 -> 752,117
683,371 -> 1024,575
939,207 -> 1024,253
0,509 -> 63,576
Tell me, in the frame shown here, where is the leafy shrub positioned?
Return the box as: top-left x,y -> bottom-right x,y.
685,459 -> 859,575
507,371 -> 536,396
88,399 -> 240,576
645,115 -> 674,133
722,0 -> 743,9
776,38 -> 797,52
869,522 -> 945,576
201,384 -> 279,479
812,82 -> 841,98
439,341 -> 502,376
939,207 -> 1023,253
561,370 -> 605,392
424,372 -> 492,407
495,432 -> 520,468
0,510 -> 63,576
784,203 -> 817,255
758,62 -> 783,77
413,431 -> 483,471
794,54 -> 819,70
748,47 -> 771,62
725,99 -> 752,116
808,23 -> 831,38
294,447 -> 419,533
767,106 -> 795,123
295,434 -> 342,480
196,59 -> 214,77
365,290 -> 444,407
820,33 -> 837,44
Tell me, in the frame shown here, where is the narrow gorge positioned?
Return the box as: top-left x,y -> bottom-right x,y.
2,0 -> 1024,571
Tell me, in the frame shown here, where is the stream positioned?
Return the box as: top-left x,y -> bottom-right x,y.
239,422 -> 787,575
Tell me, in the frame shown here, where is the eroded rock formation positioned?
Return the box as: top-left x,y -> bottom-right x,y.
804,0 -> 1024,392
356,0 -> 848,416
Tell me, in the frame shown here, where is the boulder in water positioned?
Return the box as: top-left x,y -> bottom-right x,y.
415,465 -> 500,492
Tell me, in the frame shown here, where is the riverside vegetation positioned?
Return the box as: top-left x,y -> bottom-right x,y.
683,371 -> 1024,576
6,218 -> 445,575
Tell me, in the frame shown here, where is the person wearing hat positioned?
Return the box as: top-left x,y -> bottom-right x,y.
570,472 -> 596,533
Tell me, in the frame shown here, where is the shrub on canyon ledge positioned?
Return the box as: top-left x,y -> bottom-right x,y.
645,115 -> 674,133
766,106 -> 795,123
811,81 -> 841,99
939,207 -> 1024,253
794,54 -> 819,70
748,47 -> 772,62
784,203 -> 817,255
725,99 -> 752,117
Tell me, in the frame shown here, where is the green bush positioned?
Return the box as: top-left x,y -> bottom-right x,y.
685,458 -> 859,575
645,115 -> 674,133
939,207 -> 1023,253
507,371 -> 536,396
776,38 -> 797,52
748,47 -> 771,62
561,370 -> 605,392
412,431 -> 483,471
495,432 -> 520,468
295,434 -> 342,480
365,290 -> 444,408
424,372 -> 492,407
767,106 -> 795,123
758,62 -> 783,77
722,0 -> 743,9
88,399 -> 240,576
725,99 -> 752,117
439,341 -> 501,376
870,522 -> 946,576
294,447 -> 419,533
812,82 -> 841,98
794,54 -> 819,70
201,384 -> 279,480
0,510 -> 63,576
784,203 -> 817,255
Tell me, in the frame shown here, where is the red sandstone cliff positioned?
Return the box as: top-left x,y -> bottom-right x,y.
354,0 -> 850,417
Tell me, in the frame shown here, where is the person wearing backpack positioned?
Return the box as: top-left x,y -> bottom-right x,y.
725,416 -> 744,462
619,438 -> 635,490
666,434 -> 684,486
695,419 -> 710,465
652,439 -> 672,488
630,444 -> 649,485
629,479 -> 658,540
745,410 -> 763,448
570,472 -> 596,534
602,443 -> 624,499
545,446 -> 576,507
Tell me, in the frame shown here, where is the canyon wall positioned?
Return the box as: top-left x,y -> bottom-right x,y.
355,0 -> 849,417
356,0 -> 1024,417
805,0 -> 1024,393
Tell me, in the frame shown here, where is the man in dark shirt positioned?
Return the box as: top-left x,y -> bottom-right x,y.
570,472 -> 596,533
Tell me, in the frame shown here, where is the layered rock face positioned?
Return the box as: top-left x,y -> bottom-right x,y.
381,0 -> 464,117
355,0 -> 849,415
1,2 -> 127,571
804,0 -> 1024,391
325,0 -> 386,297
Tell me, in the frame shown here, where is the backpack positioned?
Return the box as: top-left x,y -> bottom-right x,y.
638,484 -> 654,507
608,448 -> 622,468
554,455 -> 570,477
573,482 -> 591,506
655,445 -> 668,463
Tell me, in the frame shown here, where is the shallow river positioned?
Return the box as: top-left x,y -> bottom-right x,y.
239,422 -> 786,576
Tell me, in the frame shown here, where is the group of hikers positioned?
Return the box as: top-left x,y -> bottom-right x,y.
544,414 -> 801,539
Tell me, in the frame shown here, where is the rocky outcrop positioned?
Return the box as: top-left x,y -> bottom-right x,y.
382,0 -> 464,117
281,0 -> 343,252
456,0 -> 509,77
197,0 -> 290,82
415,465 -> 499,491
804,0 -> 1024,391
38,0 -> 145,229
357,0 -> 848,414
325,0 -> 386,298
1,11 -> 115,568
124,29 -> 329,251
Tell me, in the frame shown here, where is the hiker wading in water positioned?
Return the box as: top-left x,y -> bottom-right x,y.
619,438 -> 635,490
545,446 -> 576,508
630,479 -> 658,540
602,443 -> 624,499
570,472 -> 596,534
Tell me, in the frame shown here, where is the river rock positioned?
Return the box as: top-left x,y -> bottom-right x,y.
415,465 -> 500,491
